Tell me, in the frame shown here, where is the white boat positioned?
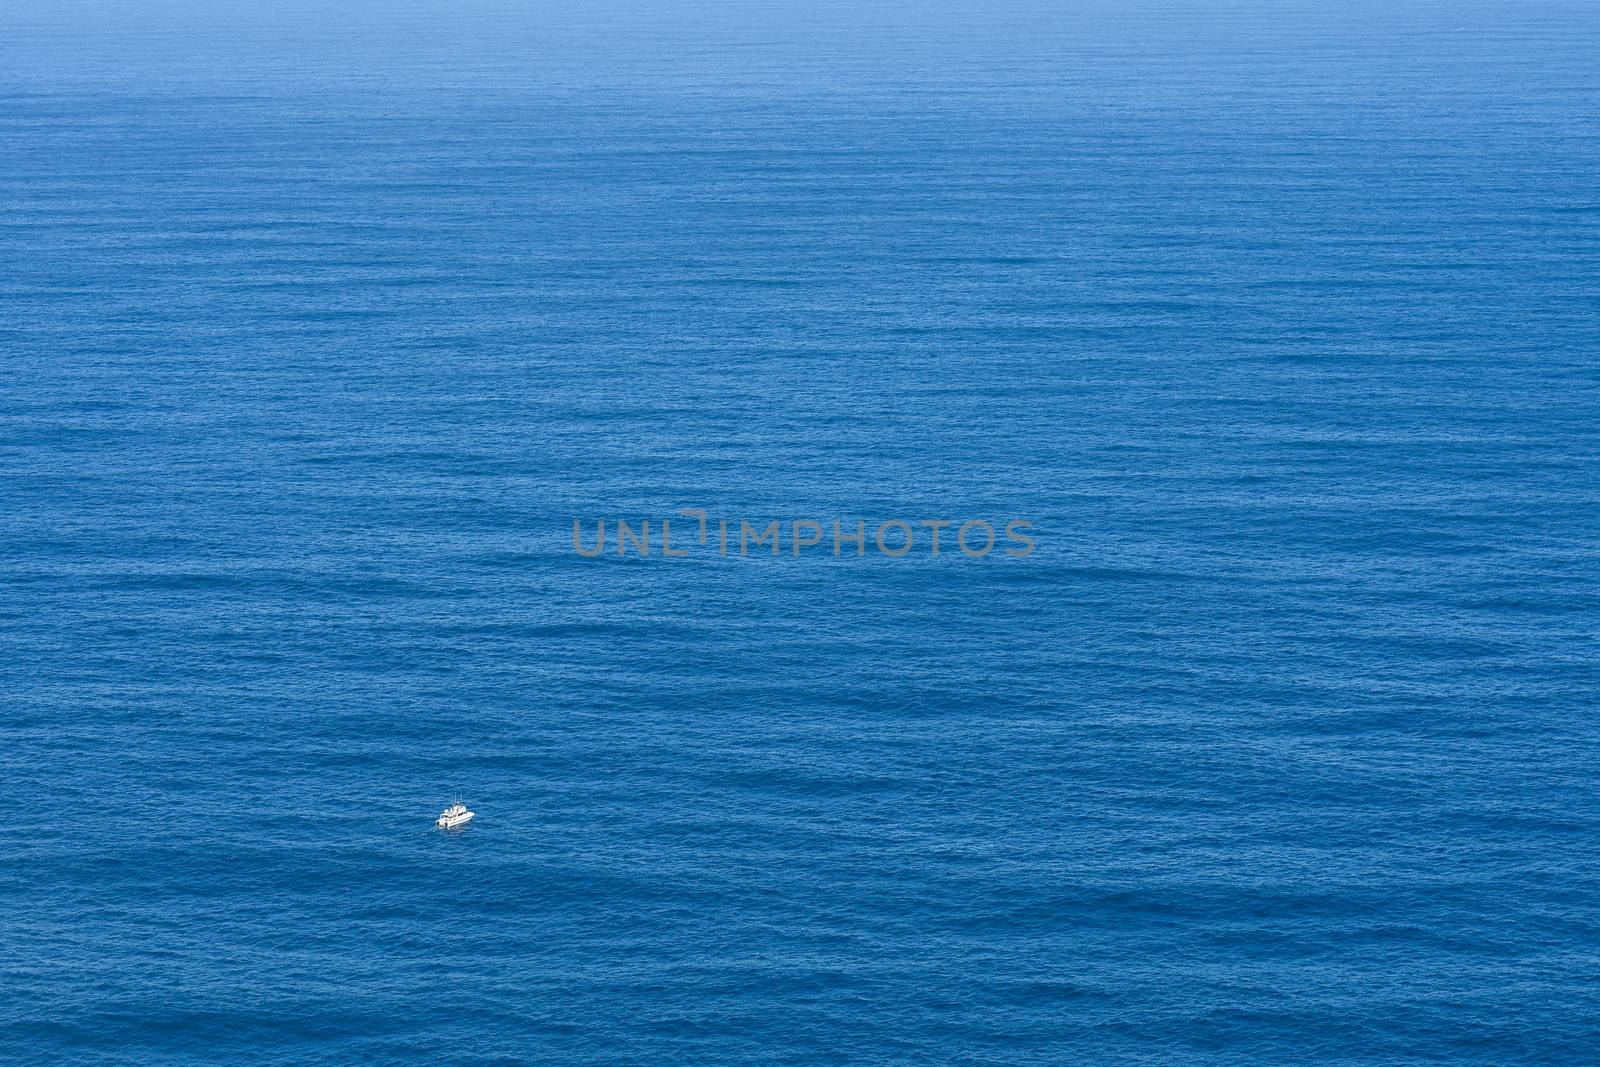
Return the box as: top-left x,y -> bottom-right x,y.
436,802 -> 474,829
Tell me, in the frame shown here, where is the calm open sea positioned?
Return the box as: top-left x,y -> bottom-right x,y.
3,1 -> 1598,1062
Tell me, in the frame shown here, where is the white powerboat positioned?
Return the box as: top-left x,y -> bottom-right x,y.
436,802 -> 474,829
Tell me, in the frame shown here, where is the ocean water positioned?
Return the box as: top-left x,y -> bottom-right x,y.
3,0 -> 1599,1062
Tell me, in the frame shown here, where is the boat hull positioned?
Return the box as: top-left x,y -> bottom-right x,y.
436,812 -> 474,829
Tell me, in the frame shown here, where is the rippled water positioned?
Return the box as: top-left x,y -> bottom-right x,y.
3,1 -> 1599,1062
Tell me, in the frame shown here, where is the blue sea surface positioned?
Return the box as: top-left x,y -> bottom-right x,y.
3,1 -> 1599,1062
